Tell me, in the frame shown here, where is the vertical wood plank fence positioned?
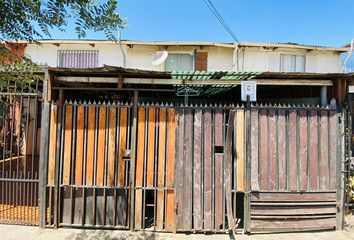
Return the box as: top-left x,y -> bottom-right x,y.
249,106 -> 339,232
43,99 -> 341,233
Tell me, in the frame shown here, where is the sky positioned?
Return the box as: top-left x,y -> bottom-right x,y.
47,0 -> 354,47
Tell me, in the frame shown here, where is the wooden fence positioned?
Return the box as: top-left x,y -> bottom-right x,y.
248,107 -> 339,231
44,100 -> 341,233
175,105 -> 245,232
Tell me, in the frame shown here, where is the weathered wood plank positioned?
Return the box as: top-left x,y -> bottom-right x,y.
288,110 -> 297,191
250,192 -> 336,202
236,109 -> 245,191
176,108 -> 184,230
214,108 -> 223,230
309,110 -> 319,190
203,109 -> 212,230
63,106 -> 73,185
250,206 -> 336,215
299,110 -> 308,191
134,107 -> 145,229
117,107 -> 127,187
75,105 -> 84,185
96,106 -> 107,186
146,107 -> 156,187
259,109 -> 268,190
268,109 -> 277,190
107,107 -> 116,187
250,217 -> 336,230
48,104 -> 57,186
319,111 -> 329,190
86,106 -> 95,186
156,108 -> 166,231
224,110 -> 236,231
165,108 -> 176,231
183,108 -> 193,230
329,111 -> 338,191
193,109 -> 202,230
277,109 -> 286,191
250,109 -> 259,191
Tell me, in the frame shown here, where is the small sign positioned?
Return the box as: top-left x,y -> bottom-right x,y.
349,85 -> 354,93
241,81 -> 257,102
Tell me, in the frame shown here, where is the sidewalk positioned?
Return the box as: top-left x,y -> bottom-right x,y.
0,224 -> 353,240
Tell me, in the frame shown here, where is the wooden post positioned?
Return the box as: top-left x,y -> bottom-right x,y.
38,71 -> 51,228
130,90 -> 138,231
244,104 -> 251,234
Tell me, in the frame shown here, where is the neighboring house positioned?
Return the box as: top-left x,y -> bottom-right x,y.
22,39 -> 348,73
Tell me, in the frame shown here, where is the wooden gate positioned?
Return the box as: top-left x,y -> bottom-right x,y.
47,101 -> 132,228
174,104 -> 245,232
46,101 -> 178,231
248,106 -> 339,232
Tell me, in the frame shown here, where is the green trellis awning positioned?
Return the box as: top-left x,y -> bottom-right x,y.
171,70 -> 262,96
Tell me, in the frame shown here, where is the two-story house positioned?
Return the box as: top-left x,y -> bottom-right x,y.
23,39 -> 348,73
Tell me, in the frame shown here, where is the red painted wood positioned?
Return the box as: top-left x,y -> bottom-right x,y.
288,110 -> 297,191
259,109 -> 268,190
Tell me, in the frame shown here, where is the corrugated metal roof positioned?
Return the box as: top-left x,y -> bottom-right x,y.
16,39 -> 348,51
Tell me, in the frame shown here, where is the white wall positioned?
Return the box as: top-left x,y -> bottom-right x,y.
24,42 -> 343,73
207,47 -> 233,71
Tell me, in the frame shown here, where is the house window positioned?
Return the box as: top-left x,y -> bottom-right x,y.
280,54 -> 305,72
57,50 -> 98,68
165,53 -> 194,71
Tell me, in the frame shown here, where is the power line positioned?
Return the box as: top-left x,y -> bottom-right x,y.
202,0 -> 240,44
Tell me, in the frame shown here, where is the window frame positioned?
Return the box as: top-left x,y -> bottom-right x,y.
164,52 -> 195,72
57,50 -> 99,68
280,53 -> 306,72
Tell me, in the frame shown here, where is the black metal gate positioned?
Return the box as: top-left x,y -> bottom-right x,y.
0,83 -> 41,225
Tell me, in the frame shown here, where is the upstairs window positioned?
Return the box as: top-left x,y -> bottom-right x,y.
165,53 -> 194,71
57,50 -> 99,68
280,54 -> 305,72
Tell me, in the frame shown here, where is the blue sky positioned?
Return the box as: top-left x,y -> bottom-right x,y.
48,0 -> 354,47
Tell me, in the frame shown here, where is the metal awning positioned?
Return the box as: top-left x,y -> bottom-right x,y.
171,71 -> 262,96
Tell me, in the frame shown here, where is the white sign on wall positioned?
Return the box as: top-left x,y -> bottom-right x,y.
241,81 -> 257,102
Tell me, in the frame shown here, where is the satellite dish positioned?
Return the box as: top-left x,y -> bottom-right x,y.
152,51 -> 168,66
